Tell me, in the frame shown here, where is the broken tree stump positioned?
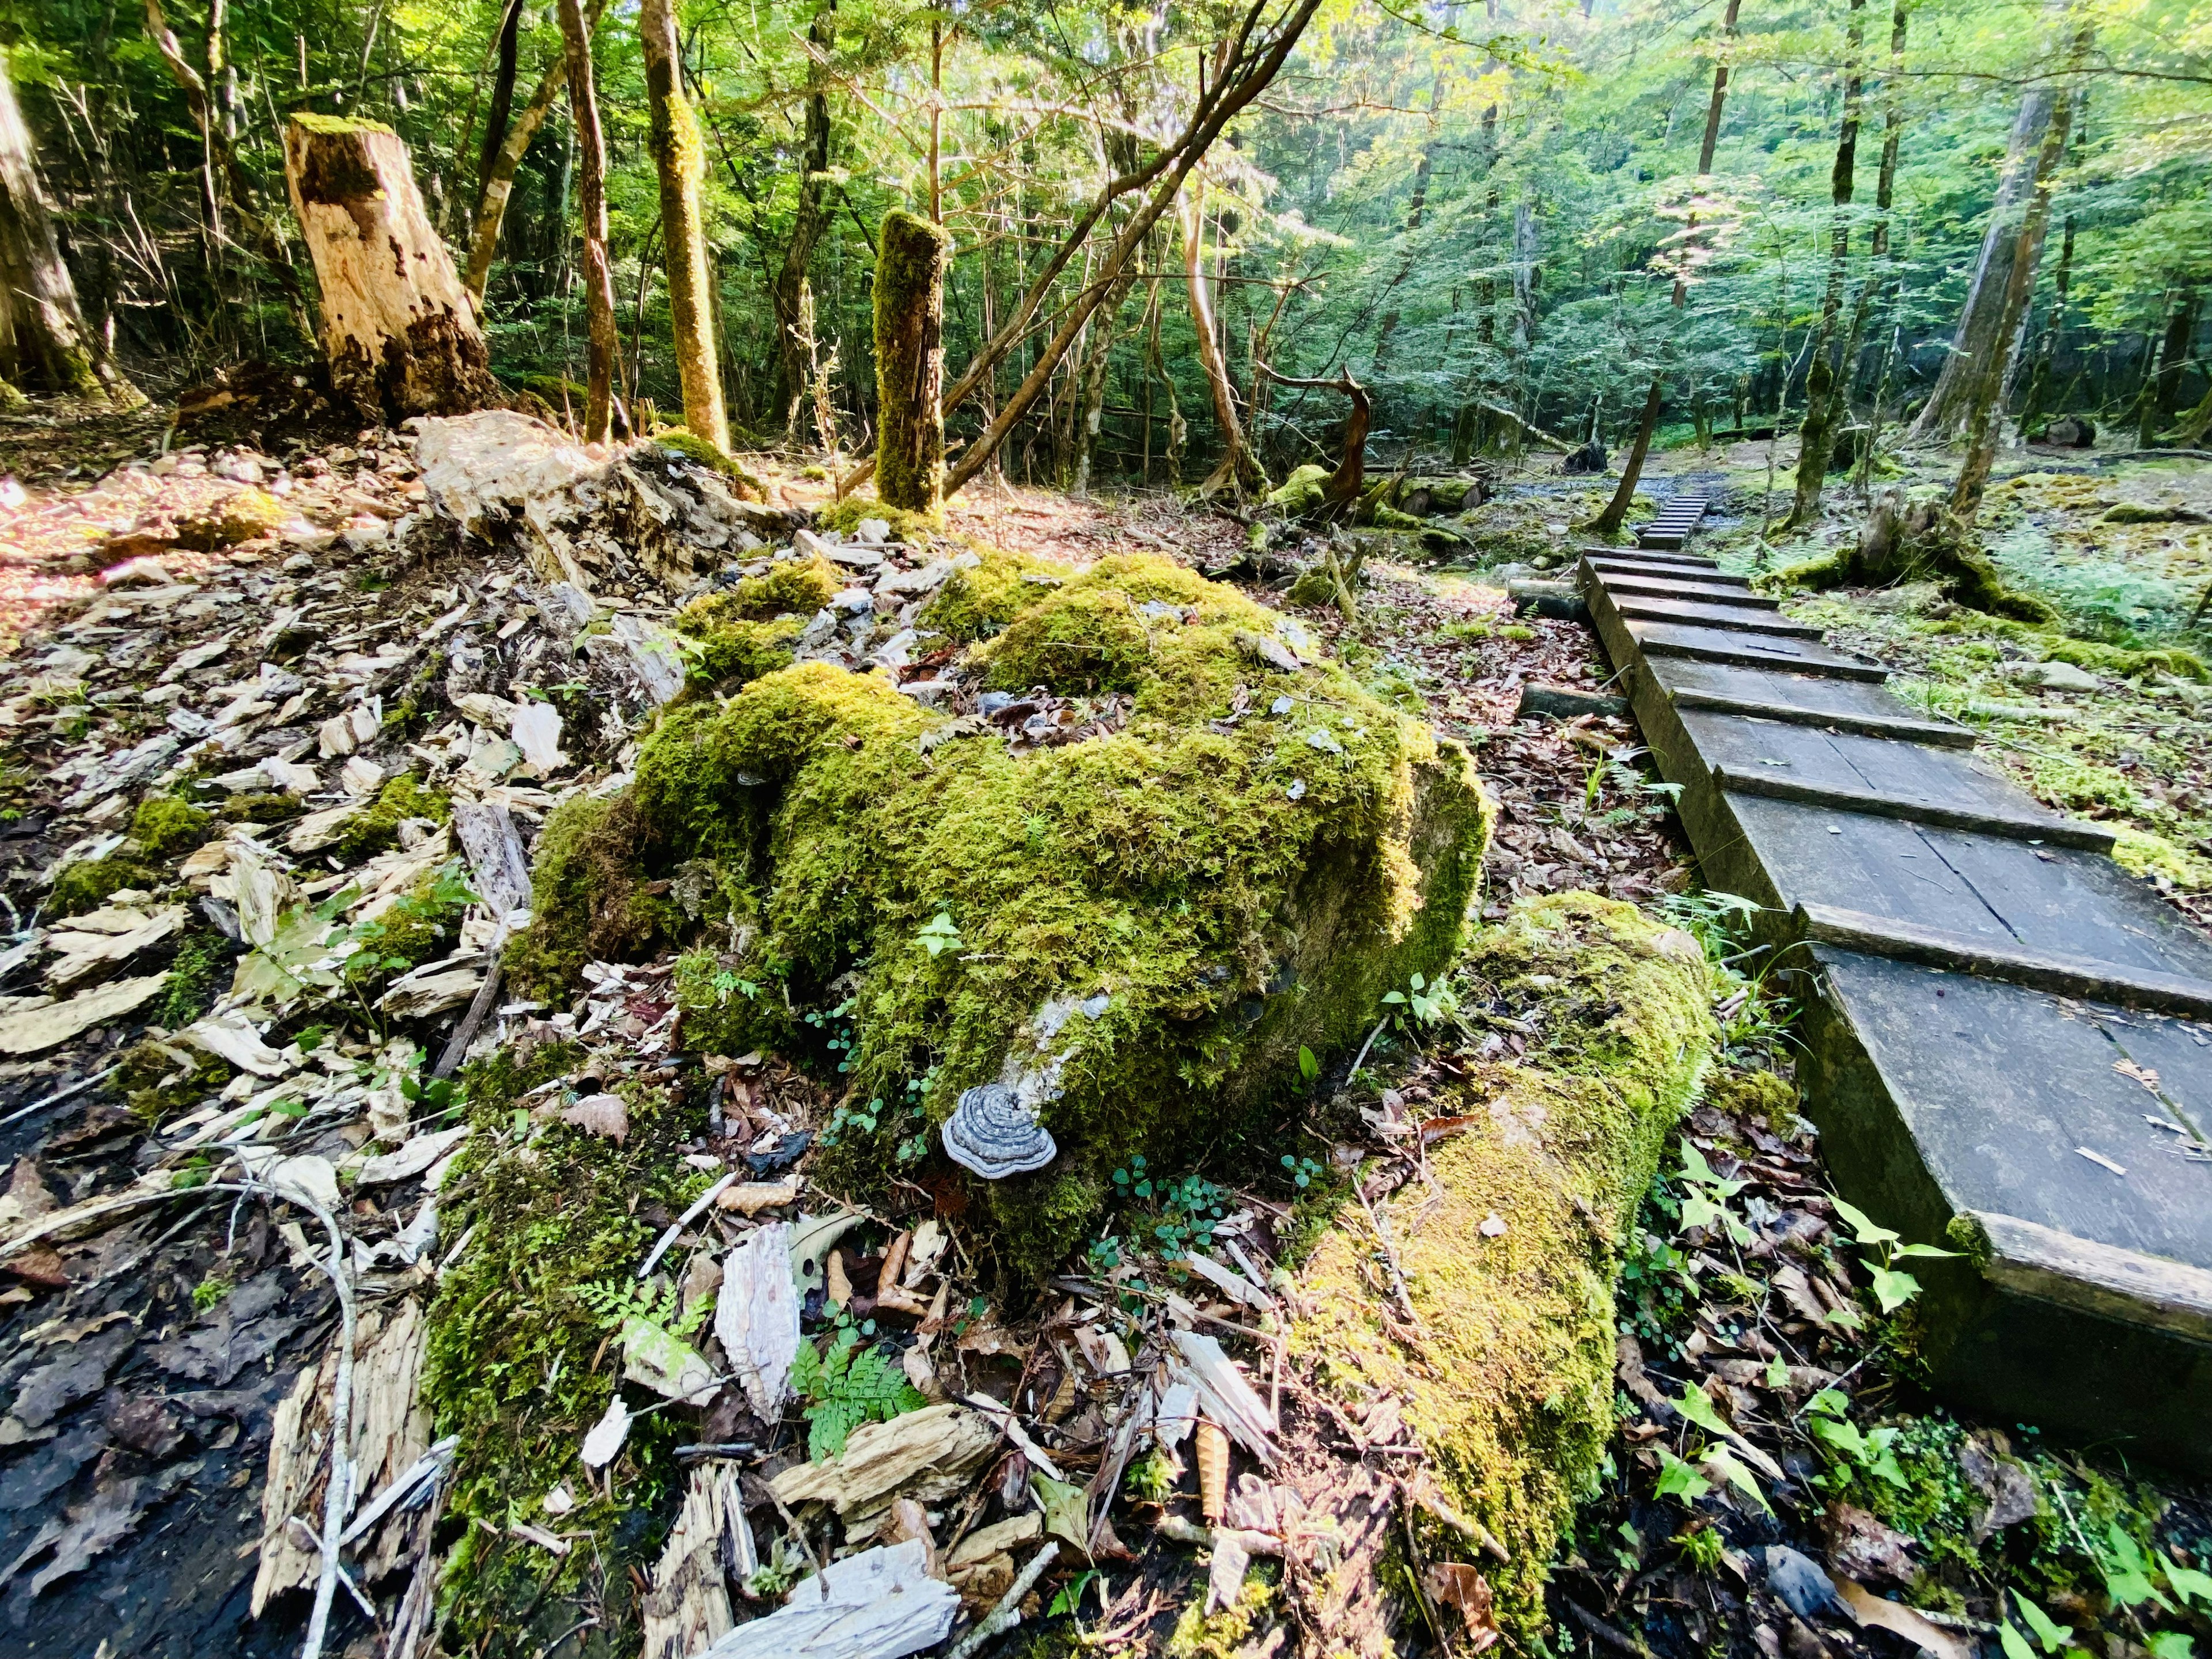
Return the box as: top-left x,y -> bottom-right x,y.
873,209 -> 953,518
283,115 -> 501,423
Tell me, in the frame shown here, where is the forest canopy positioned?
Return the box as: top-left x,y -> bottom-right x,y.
1,0 -> 2206,486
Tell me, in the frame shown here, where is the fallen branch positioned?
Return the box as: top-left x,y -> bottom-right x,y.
1257,363 -> 1370,506
948,1541 -> 1060,1659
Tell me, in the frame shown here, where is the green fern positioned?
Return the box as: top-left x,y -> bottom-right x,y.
790,1329 -> 927,1461
573,1277 -> 710,1341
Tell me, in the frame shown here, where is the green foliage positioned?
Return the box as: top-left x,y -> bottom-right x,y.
334,773 -> 450,862
48,856 -> 157,916
155,931 -> 237,1029
788,1328 -> 927,1461
128,794 -> 210,857
341,861 -> 476,992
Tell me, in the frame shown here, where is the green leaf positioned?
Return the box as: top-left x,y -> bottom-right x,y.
1863,1263 -> 1922,1313
2103,1523 -> 2171,1609
1892,1242 -> 1961,1259
1703,1446 -> 1772,1514
2165,1556 -> 2212,1609
1298,1045 -> 1319,1082
1050,1569 -> 1101,1620
1828,1195 -> 1899,1247
2014,1592 -> 2071,1656
1810,1414 -> 1869,1461
1671,1384 -> 1732,1439
2001,1624 -> 2041,1659
2147,1634 -> 2195,1659
1031,1472 -> 1092,1556
1654,1445 -> 1710,1502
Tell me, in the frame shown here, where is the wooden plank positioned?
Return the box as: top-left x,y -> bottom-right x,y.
1630,619 -> 1888,680
1688,710 -> 2077,822
1588,561 -> 1749,590
1967,1210 -> 2212,1345
1593,574 -> 1782,609
1612,596 -> 1825,637
1796,901 -> 2212,1018
1642,656 -> 1929,723
1671,687 -> 1976,747
1717,768 -> 2111,850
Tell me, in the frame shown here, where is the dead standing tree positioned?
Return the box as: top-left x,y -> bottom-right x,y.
281,115 -> 501,422
875,209 -> 954,518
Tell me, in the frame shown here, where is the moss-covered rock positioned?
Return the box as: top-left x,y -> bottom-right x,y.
815,494 -> 940,545
527,552 -> 1491,1275
506,795 -> 681,995
334,772 -> 449,861
1266,464 -> 1331,516
671,554 -> 842,690
652,429 -> 765,499
128,794 -> 210,857
916,543 -> 1055,642
1292,893 -> 1715,1642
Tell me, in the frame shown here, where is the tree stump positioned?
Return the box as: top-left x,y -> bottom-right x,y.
283,115 -> 500,422
873,209 -> 953,518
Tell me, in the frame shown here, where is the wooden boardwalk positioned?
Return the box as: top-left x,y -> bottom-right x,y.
1580,503 -> 2212,1473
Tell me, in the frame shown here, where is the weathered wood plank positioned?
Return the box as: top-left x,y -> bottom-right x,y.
1668,685 -> 1975,747
1685,710 -> 2065,821
1717,770 -> 2110,850
1593,574 -> 1783,609
1612,596 -> 1825,637
1629,619 -> 1888,680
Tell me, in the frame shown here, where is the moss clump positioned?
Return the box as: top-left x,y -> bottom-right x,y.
423,1040 -> 703,1655
129,794 -> 210,857
156,931 -> 240,1030
115,1036 -> 232,1122
816,494 -> 940,545
916,544 -> 1052,642
176,487 -> 288,550
1166,1569 -> 1278,1658
50,857 -> 159,916
507,796 -> 680,997
539,551 -> 1491,1275
652,430 -> 765,499
1293,893 -> 1715,1643
672,555 -> 841,690
1266,464 -> 1331,516
2111,826 -> 2212,891
1919,616 -> 2209,683
217,790 -> 304,827
334,772 -> 450,861
980,584 -> 1155,693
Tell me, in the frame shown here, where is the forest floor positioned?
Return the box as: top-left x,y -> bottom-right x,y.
0,396 -> 2206,1659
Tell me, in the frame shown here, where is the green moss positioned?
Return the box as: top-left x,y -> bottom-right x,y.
2110,825 -> 2212,891
175,488 -> 287,551
1293,893 -> 1715,1643
50,857 -> 158,916
115,1036 -> 231,1122
915,544 -> 1053,642
423,1042 -> 706,1656
156,931 -> 240,1030
1266,464 -> 1330,516
535,552 -> 1490,1276
873,210 -> 955,517
816,495 -> 940,544
652,430 -> 764,498
334,773 -> 450,861
506,795 -> 679,998
672,554 -> 841,690
217,790 -> 305,827
129,794 -> 210,857
1166,1567 -> 1278,1658
1919,616 -> 2210,683
290,111 -> 396,136
980,584 -> 1155,693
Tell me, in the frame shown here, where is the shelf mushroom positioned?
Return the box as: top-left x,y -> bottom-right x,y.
941,1082 -> 1058,1179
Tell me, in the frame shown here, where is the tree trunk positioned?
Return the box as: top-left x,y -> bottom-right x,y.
1071,259 -> 1142,498
874,209 -> 952,517
557,0 -> 619,442
283,116 -> 498,421
1908,87 -> 2056,442
464,0 -> 604,305
0,55 -> 137,404
1591,0 -> 1737,537
1785,0 -> 1867,529
1182,185 -> 1261,497
2018,128 -> 2078,438
640,0 -> 728,450
1258,365 -> 1369,506
1951,33 -> 2084,527
775,0 -> 837,431
1510,199 -> 1539,353
478,0 -> 525,215
1372,71 -> 1445,375
2139,287 -> 2200,446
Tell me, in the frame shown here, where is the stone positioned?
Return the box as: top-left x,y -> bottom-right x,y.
2008,659 -> 2100,693
941,1083 -> 1057,1179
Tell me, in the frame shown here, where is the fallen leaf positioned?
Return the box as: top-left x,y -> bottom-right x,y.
1424,1562 -> 1501,1650
1835,1578 -> 1971,1659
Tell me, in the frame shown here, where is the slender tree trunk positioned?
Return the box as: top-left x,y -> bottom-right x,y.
775,0 -> 837,430
465,1 -> 604,304
1909,88 -> 2056,441
1592,0 -> 1737,536
2139,287 -> 2200,446
1071,259 -> 1142,497
1785,0 -> 1867,529
558,0 -> 619,442
478,0 -> 525,213
1372,71 -> 1445,374
2018,138 -> 2078,436
0,54 -> 139,404
1952,31 -> 2085,527
875,209 -> 952,516
640,0 -> 728,449
1181,185 -> 1261,497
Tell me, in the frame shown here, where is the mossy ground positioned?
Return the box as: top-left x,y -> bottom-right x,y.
422,1042 -> 711,1657
521,551 -> 1490,1276
334,772 -> 450,861
668,552 -> 840,692
50,854 -> 159,915
815,493 -> 940,544
1293,893 -> 1715,1641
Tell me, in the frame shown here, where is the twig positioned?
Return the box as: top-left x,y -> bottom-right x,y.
0,1065 -> 119,1128
1347,1015 -> 1389,1080
636,1172 -> 737,1279
291,1181 -> 361,1659
431,925 -> 507,1080
1354,1181 -> 1421,1329
948,1540 -> 1061,1659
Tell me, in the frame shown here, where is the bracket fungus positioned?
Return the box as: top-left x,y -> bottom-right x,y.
941,1083 -> 1058,1179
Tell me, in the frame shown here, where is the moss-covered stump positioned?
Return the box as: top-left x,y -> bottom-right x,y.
1293,893 -> 1716,1642
873,210 -> 954,518
518,552 -> 1491,1274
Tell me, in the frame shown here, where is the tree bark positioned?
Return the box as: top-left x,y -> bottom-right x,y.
283,116 -> 500,422
774,0 -> 837,431
1951,32 -> 2084,527
2018,102 -> 2079,437
1591,0 -> 1737,537
478,0 -> 525,214
0,55 -> 137,404
464,0 -> 605,305
640,0 -> 729,450
874,209 -> 952,516
1181,185 -> 1262,497
1785,0 -> 1867,529
1257,364 -> 1369,506
1908,88 -> 2056,442
557,0 -> 619,442
1070,258 -> 1143,497
2139,287 -> 2200,446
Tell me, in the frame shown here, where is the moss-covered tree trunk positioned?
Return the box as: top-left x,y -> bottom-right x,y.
639,0 -> 729,452
558,0 -> 620,443
0,55 -> 138,406
464,1 -> 604,304
874,209 -> 953,516
282,115 -> 501,422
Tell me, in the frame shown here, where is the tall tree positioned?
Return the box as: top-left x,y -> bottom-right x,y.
465,0 -> 607,304
2137,287 -> 2201,447
640,0 -> 729,449
558,0 -> 620,441
774,0 -> 837,432
1591,0 -> 1738,538
478,0 -> 525,216
2018,91 -> 2086,435
0,52 -> 138,406
1785,0 -> 1867,529
1181,183 -> 1263,496
1907,86 -> 2057,442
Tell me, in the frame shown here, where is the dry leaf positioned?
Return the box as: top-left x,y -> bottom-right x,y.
1423,1562 -> 1501,1650
560,1093 -> 629,1143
